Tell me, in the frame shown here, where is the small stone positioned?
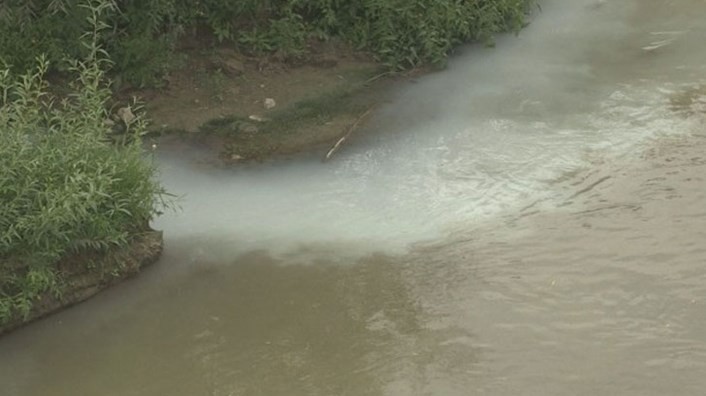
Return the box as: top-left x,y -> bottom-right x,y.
249,115 -> 266,122
241,123 -> 258,134
230,154 -> 243,161
217,58 -> 245,76
264,98 -> 276,109
117,107 -> 135,125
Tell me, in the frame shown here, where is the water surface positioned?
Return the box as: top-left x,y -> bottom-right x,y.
1,0 -> 706,394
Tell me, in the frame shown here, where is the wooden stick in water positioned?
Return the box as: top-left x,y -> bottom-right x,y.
324,106 -> 375,162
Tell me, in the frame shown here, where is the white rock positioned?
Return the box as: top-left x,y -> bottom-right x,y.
117,107 -> 135,125
264,98 -> 276,110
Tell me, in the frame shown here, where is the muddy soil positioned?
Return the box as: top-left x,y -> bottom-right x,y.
128,42 -> 395,162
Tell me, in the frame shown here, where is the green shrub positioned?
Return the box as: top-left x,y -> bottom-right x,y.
182,0 -> 533,66
0,1 -> 92,73
0,29 -> 167,322
0,0 -> 532,87
291,0 -> 532,69
0,0 -> 182,87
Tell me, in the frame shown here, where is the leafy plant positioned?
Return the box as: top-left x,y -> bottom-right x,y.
0,0 -> 168,323
0,0 -> 533,87
291,0 -> 533,69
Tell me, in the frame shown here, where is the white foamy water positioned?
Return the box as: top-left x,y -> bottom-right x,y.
154,0 -> 706,258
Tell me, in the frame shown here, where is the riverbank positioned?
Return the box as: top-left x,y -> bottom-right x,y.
0,230 -> 163,336
133,40 -> 406,163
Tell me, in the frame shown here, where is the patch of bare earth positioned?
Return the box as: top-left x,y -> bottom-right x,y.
130,41 -> 386,162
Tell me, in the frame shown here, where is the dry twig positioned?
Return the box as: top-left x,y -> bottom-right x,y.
323,106 -> 375,161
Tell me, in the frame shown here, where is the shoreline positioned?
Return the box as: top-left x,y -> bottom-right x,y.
0,230 -> 163,336
0,46 -> 417,337
134,44 -> 424,164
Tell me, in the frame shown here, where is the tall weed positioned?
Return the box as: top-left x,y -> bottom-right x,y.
0,2 -> 167,323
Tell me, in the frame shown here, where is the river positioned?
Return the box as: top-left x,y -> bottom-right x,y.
1,0 -> 706,395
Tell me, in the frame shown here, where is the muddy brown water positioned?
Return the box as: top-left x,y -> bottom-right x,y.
2,0 -> 706,395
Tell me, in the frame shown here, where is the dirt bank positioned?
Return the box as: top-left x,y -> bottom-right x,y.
0,231 -> 163,336
129,42 -> 409,163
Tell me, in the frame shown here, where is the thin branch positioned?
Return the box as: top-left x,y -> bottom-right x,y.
323,106 -> 375,162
